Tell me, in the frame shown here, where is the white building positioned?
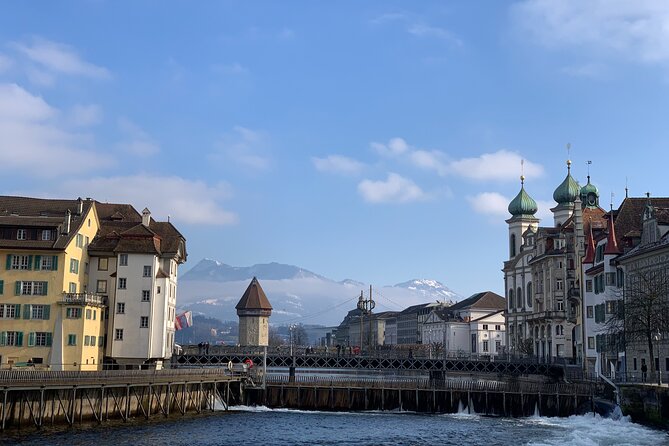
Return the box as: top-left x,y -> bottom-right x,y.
88,206 -> 186,369
421,292 -> 506,358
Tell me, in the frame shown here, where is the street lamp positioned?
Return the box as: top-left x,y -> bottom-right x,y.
356,287 -> 375,355
289,324 -> 297,357
654,330 -> 662,386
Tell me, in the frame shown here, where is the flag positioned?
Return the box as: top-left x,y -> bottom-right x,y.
175,311 -> 193,330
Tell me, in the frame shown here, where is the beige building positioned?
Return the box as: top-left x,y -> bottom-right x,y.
236,277 -> 272,346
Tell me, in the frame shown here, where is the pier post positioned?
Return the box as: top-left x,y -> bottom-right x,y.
125,386 -> 130,421
166,384 -> 171,416
2,389 -> 6,430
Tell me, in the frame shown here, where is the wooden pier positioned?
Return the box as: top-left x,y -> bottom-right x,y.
0,368 -> 243,430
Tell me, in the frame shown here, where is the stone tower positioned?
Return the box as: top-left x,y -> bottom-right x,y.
236,277 -> 273,346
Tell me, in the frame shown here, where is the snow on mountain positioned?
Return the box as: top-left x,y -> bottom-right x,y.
177,259 -> 463,326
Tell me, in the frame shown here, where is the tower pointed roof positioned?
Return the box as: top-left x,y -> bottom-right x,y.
508,176 -> 538,217
553,160 -> 580,205
604,211 -> 621,255
236,277 -> 272,312
583,220 -> 596,264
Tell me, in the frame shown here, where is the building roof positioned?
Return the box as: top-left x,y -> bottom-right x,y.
399,303 -> 432,315
448,291 -> 505,312
508,177 -> 538,217
553,162 -> 580,205
0,196 -> 94,250
613,197 -> 669,250
236,277 -> 273,311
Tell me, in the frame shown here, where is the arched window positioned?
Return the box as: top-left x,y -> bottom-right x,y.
510,234 -> 516,257
508,289 -> 514,310
526,282 -> 533,307
517,287 -> 523,308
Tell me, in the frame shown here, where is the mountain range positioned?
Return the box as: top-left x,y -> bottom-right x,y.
177,259 -> 462,326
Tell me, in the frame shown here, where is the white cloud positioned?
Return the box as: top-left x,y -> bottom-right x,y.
115,117 -> 160,157
409,149 -> 450,176
371,137 -> 410,157
0,53 -> 12,73
312,155 -> 364,175
69,104 -> 103,127
213,125 -> 271,171
535,199 -> 554,222
358,172 -> 426,204
0,83 -> 112,177
512,0 -> 669,65
449,150 -> 544,181
61,175 -> 238,225
11,37 -> 111,79
468,192 -> 511,218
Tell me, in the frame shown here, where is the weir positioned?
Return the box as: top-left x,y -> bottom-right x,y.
0,368 -> 244,430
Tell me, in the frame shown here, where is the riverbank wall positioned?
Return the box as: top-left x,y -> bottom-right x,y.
619,384 -> 669,428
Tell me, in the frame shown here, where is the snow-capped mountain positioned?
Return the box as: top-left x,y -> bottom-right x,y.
393,279 -> 459,304
178,259 -> 464,326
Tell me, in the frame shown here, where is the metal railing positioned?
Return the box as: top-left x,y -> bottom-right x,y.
61,292 -> 107,306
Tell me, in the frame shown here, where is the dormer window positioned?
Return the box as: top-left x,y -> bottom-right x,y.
16,229 -> 26,240
41,230 -> 51,241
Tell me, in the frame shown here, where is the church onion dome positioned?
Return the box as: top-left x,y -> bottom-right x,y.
553,160 -> 580,205
580,176 -> 598,197
508,176 -> 538,217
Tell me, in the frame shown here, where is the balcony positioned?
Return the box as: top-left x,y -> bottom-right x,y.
61,292 -> 108,307
525,310 -> 567,322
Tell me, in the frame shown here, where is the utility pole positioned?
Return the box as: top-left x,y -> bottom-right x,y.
357,287 -> 375,356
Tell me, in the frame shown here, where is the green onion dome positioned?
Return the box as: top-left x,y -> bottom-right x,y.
553,160 -> 580,205
580,176 -> 598,197
508,176 -> 538,217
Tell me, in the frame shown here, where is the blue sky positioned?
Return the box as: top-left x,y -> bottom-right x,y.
1,1 -> 669,297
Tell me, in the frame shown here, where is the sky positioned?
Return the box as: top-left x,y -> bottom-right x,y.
1,1 -> 669,298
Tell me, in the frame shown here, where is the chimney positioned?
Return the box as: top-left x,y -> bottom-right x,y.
142,208 -> 151,227
63,210 -> 71,235
77,197 -> 83,215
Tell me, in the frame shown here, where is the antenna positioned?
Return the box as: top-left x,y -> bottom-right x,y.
586,160 -> 592,178
625,177 -> 629,198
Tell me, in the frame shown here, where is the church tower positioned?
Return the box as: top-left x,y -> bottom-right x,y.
552,159 -> 580,226
506,175 -> 539,259
236,277 -> 273,346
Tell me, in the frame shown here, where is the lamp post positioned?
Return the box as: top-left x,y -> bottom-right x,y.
654,330 -> 662,386
357,287 -> 375,356
289,324 -> 297,357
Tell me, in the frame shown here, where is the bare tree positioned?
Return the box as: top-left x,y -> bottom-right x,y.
517,338 -> 535,357
606,268 -> 669,374
268,328 -> 283,347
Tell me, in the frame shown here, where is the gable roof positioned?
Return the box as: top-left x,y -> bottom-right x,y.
236,277 -> 273,311
448,291 -> 505,312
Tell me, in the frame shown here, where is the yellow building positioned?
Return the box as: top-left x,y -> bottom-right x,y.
0,197 -> 105,370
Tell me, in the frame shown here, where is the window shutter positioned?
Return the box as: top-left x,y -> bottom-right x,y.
0,332 -> 5,346
16,332 -> 23,347
27,255 -> 33,270
43,282 -> 48,295
23,304 -> 31,320
53,256 -> 58,271
5,254 -> 11,270
46,332 -> 52,347
28,332 -> 35,347
0,280 -> 3,295
14,304 -> 21,319
34,255 -> 41,270
43,305 -> 50,320
15,281 -> 21,296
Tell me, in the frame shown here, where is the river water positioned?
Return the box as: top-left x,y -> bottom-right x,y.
4,406 -> 668,446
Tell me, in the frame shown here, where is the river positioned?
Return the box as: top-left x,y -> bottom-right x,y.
3,406 -> 668,446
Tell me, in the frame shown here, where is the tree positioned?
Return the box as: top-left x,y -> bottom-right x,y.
606,268 -> 669,374
293,325 -> 309,346
517,338 -> 535,357
268,328 -> 283,347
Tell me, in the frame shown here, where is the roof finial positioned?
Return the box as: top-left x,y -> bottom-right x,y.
586,160 -> 592,182
625,177 -> 629,198
610,192 -> 615,211
566,143 -> 572,171
520,159 -> 525,185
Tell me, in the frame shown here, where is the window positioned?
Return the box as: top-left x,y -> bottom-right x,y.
16,229 -> 27,240
471,334 -> 477,353
66,308 -> 82,319
69,282 -> 77,293
115,329 -> 124,341
118,278 -> 127,289
76,234 -> 84,248
70,259 -> 79,274
140,316 -> 149,328
482,340 -> 489,352
91,336 -> 96,346
119,254 -> 128,266
93,310 -> 96,320
17,281 -> 48,296
495,325 -> 501,331
98,257 -> 108,271
606,300 -> 617,314
482,324 -> 489,330
30,305 -> 49,320
526,282 -> 533,307
98,336 -> 104,347
142,290 -> 150,302
143,265 -> 152,277
0,304 -> 19,318
96,280 -> 108,294
33,332 -> 51,347
556,300 -> 564,311
86,309 -> 92,319
587,306 -> 594,318
84,335 -> 90,346
85,236 -> 89,247
556,280 -> 563,291
67,334 -> 77,346
510,234 -> 516,257
495,340 -> 501,352
41,230 -> 51,241
2,331 -> 23,346
40,256 -> 55,270
157,286 -> 161,294
117,302 -> 125,314
0,279 -> 3,295
11,255 -> 30,270
633,358 -> 637,371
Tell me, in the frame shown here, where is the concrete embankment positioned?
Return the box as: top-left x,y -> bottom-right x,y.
619,384 -> 669,428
